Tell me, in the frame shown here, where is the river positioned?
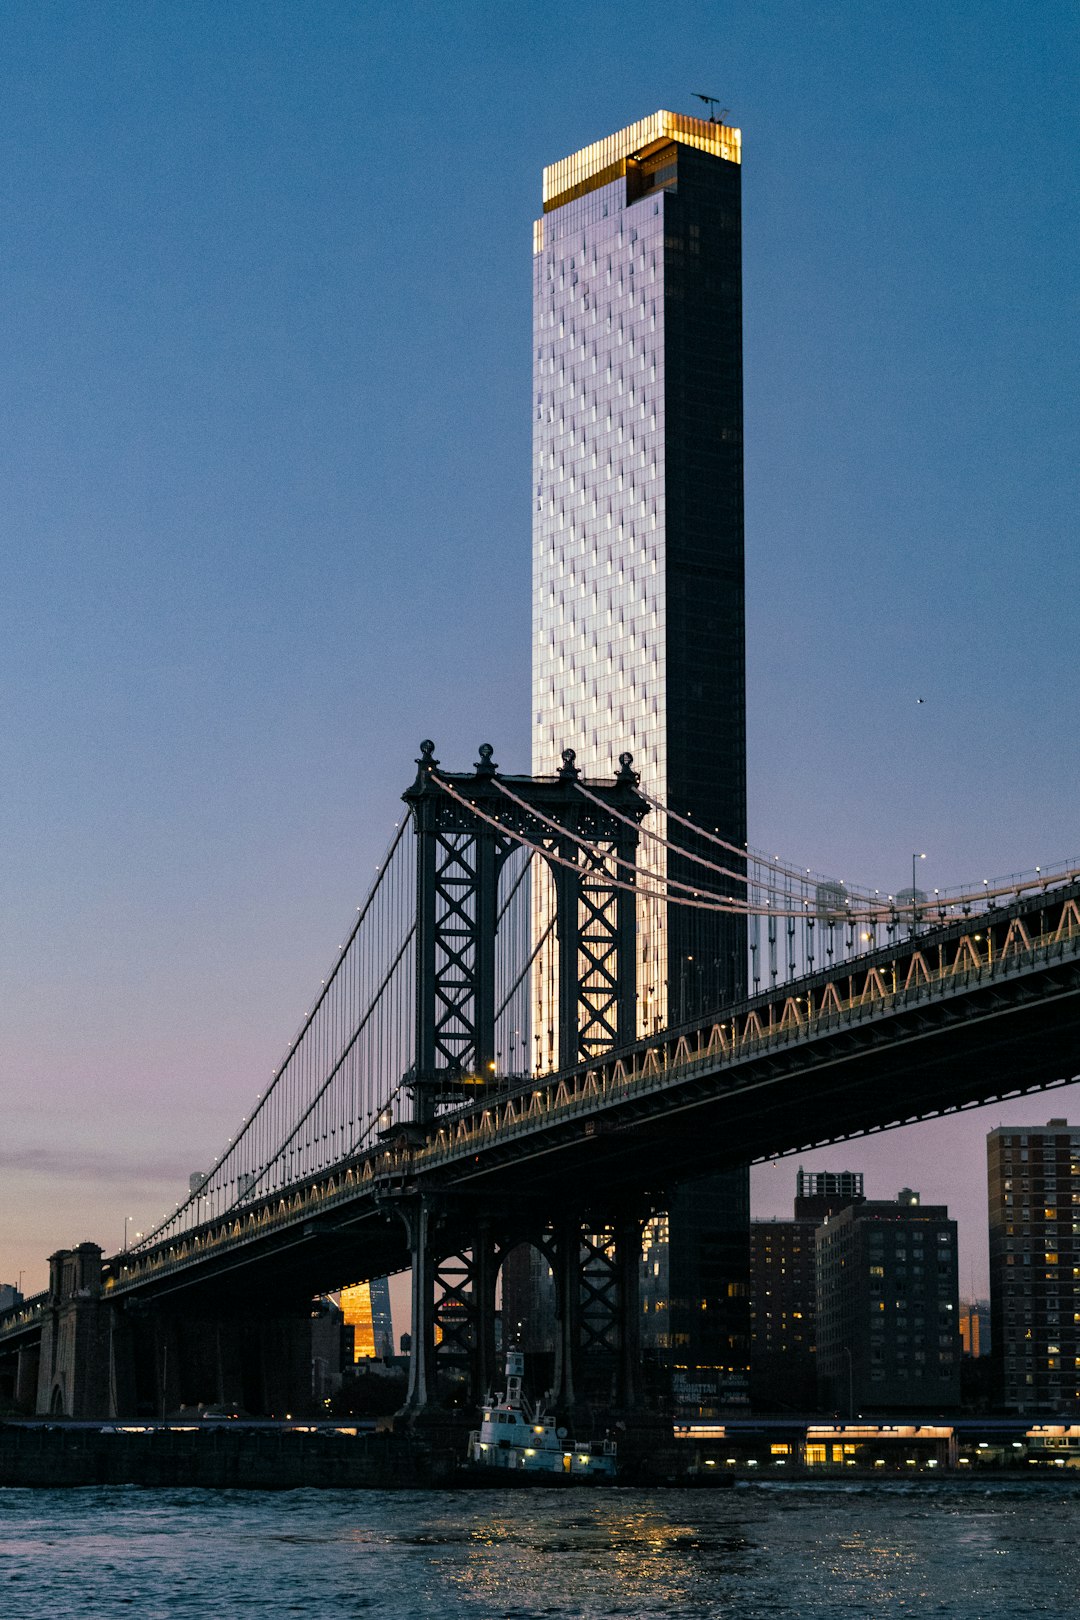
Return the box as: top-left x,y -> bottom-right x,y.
2,1480 -> 1079,1617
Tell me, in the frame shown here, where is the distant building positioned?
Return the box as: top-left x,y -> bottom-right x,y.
339,1278 -> 394,1361
794,1169 -> 866,1222
0,1284 -> 22,1313
750,1170 -> 864,1411
816,1191 -> 960,1412
987,1118 -> 1080,1413
502,1243 -> 556,1354
640,1213 -> 671,1352
311,1296 -> 351,1404
959,1299 -> 991,1358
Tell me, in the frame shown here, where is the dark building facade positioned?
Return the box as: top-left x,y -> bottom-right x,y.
988,1119 -> 1080,1413
750,1217 -> 818,1411
750,1171 -> 865,1411
502,1242 -> 557,1357
532,112 -> 749,1413
816,1193 -> 960,1413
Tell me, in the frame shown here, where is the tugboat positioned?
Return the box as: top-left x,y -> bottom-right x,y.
465,1350 -> 617,1481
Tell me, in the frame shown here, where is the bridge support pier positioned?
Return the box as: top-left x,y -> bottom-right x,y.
433,1222 -> 499,1409
614,1210 -> 644,1411
551,1215 -> 582,1413
399,1197 -> 437,1415
550,1211 -> 644,1420
107,1305 -> 138,1418
35,1244 -> 110,1417
396,1197 -> 504,1418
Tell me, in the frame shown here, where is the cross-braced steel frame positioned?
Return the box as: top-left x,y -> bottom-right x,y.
401,741 -> 647,1120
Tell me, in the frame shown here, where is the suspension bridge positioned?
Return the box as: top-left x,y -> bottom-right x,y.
4,742 -> 1080,1420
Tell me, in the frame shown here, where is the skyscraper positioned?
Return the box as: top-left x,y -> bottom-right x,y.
532,112 -> 748,1409
987,1118 -> 1080,1414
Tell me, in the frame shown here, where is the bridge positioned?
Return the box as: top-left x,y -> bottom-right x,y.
3,743 -> 1080,1421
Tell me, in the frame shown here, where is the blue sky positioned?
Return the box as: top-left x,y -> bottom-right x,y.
1,1 -> 1077,1297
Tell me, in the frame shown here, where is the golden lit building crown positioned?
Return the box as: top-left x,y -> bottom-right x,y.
542,109 -> 741,214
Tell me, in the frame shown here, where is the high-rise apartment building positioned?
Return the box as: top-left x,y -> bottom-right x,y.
987,1119 -> 1080,1413
750,1218 -> 818,1411
816,1192 -> 960,1412
532,111 -> 748,1411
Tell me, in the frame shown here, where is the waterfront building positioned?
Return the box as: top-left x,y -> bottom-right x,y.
532,110 -> 748,1411
750,1170 -> 864,1410
987,1118 -> 1080,1413
816,1191 -> 960,1412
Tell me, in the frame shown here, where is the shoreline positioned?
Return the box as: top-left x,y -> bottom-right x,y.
3,1421 -> 1078,1491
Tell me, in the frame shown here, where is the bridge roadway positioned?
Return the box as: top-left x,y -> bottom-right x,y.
4,881 -> 1080,1342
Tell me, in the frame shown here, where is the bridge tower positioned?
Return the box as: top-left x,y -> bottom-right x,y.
35,1244 -> 110,1417
403,739 -> 645,1115
393,742 -> 652,1418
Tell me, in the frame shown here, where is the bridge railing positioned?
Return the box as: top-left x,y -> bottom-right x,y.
0,1292 -> 49,1344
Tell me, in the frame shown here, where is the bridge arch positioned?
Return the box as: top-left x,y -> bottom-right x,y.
500,1236 -> 557,1355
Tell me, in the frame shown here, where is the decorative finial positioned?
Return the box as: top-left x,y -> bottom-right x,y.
475,743 -> 497,776
616,751 -> 639,785
418,740 -> 438,771
558,747 -> 580,780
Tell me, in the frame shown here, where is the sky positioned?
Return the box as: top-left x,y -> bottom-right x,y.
1,1 -> 1078,1309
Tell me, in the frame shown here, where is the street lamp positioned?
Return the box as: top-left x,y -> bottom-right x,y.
123,1215 -> 134,1252
911,853 -> 926,936
842,1344 -> 855,1419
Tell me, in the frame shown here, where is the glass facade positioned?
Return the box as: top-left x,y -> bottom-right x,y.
531,116 -> 747,1048
531,113 -> 750,1409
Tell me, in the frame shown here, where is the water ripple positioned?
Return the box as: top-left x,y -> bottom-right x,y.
2,1481 -> 1079,1617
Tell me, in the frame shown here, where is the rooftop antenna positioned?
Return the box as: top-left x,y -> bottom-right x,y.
693,94 -> 729,124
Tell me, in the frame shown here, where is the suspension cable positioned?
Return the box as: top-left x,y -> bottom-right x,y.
432,774 -> 883,917
225,923 -> 416,1209
640,786 -> 1080,911
491,775 -> 896,918
496,914 -> 554,1022
137,820 -> 411,1245
492,777 -> 756,906
570,780 -> 750,889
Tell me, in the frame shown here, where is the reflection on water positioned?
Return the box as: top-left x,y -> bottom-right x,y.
2,1481 -> 1079,1617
